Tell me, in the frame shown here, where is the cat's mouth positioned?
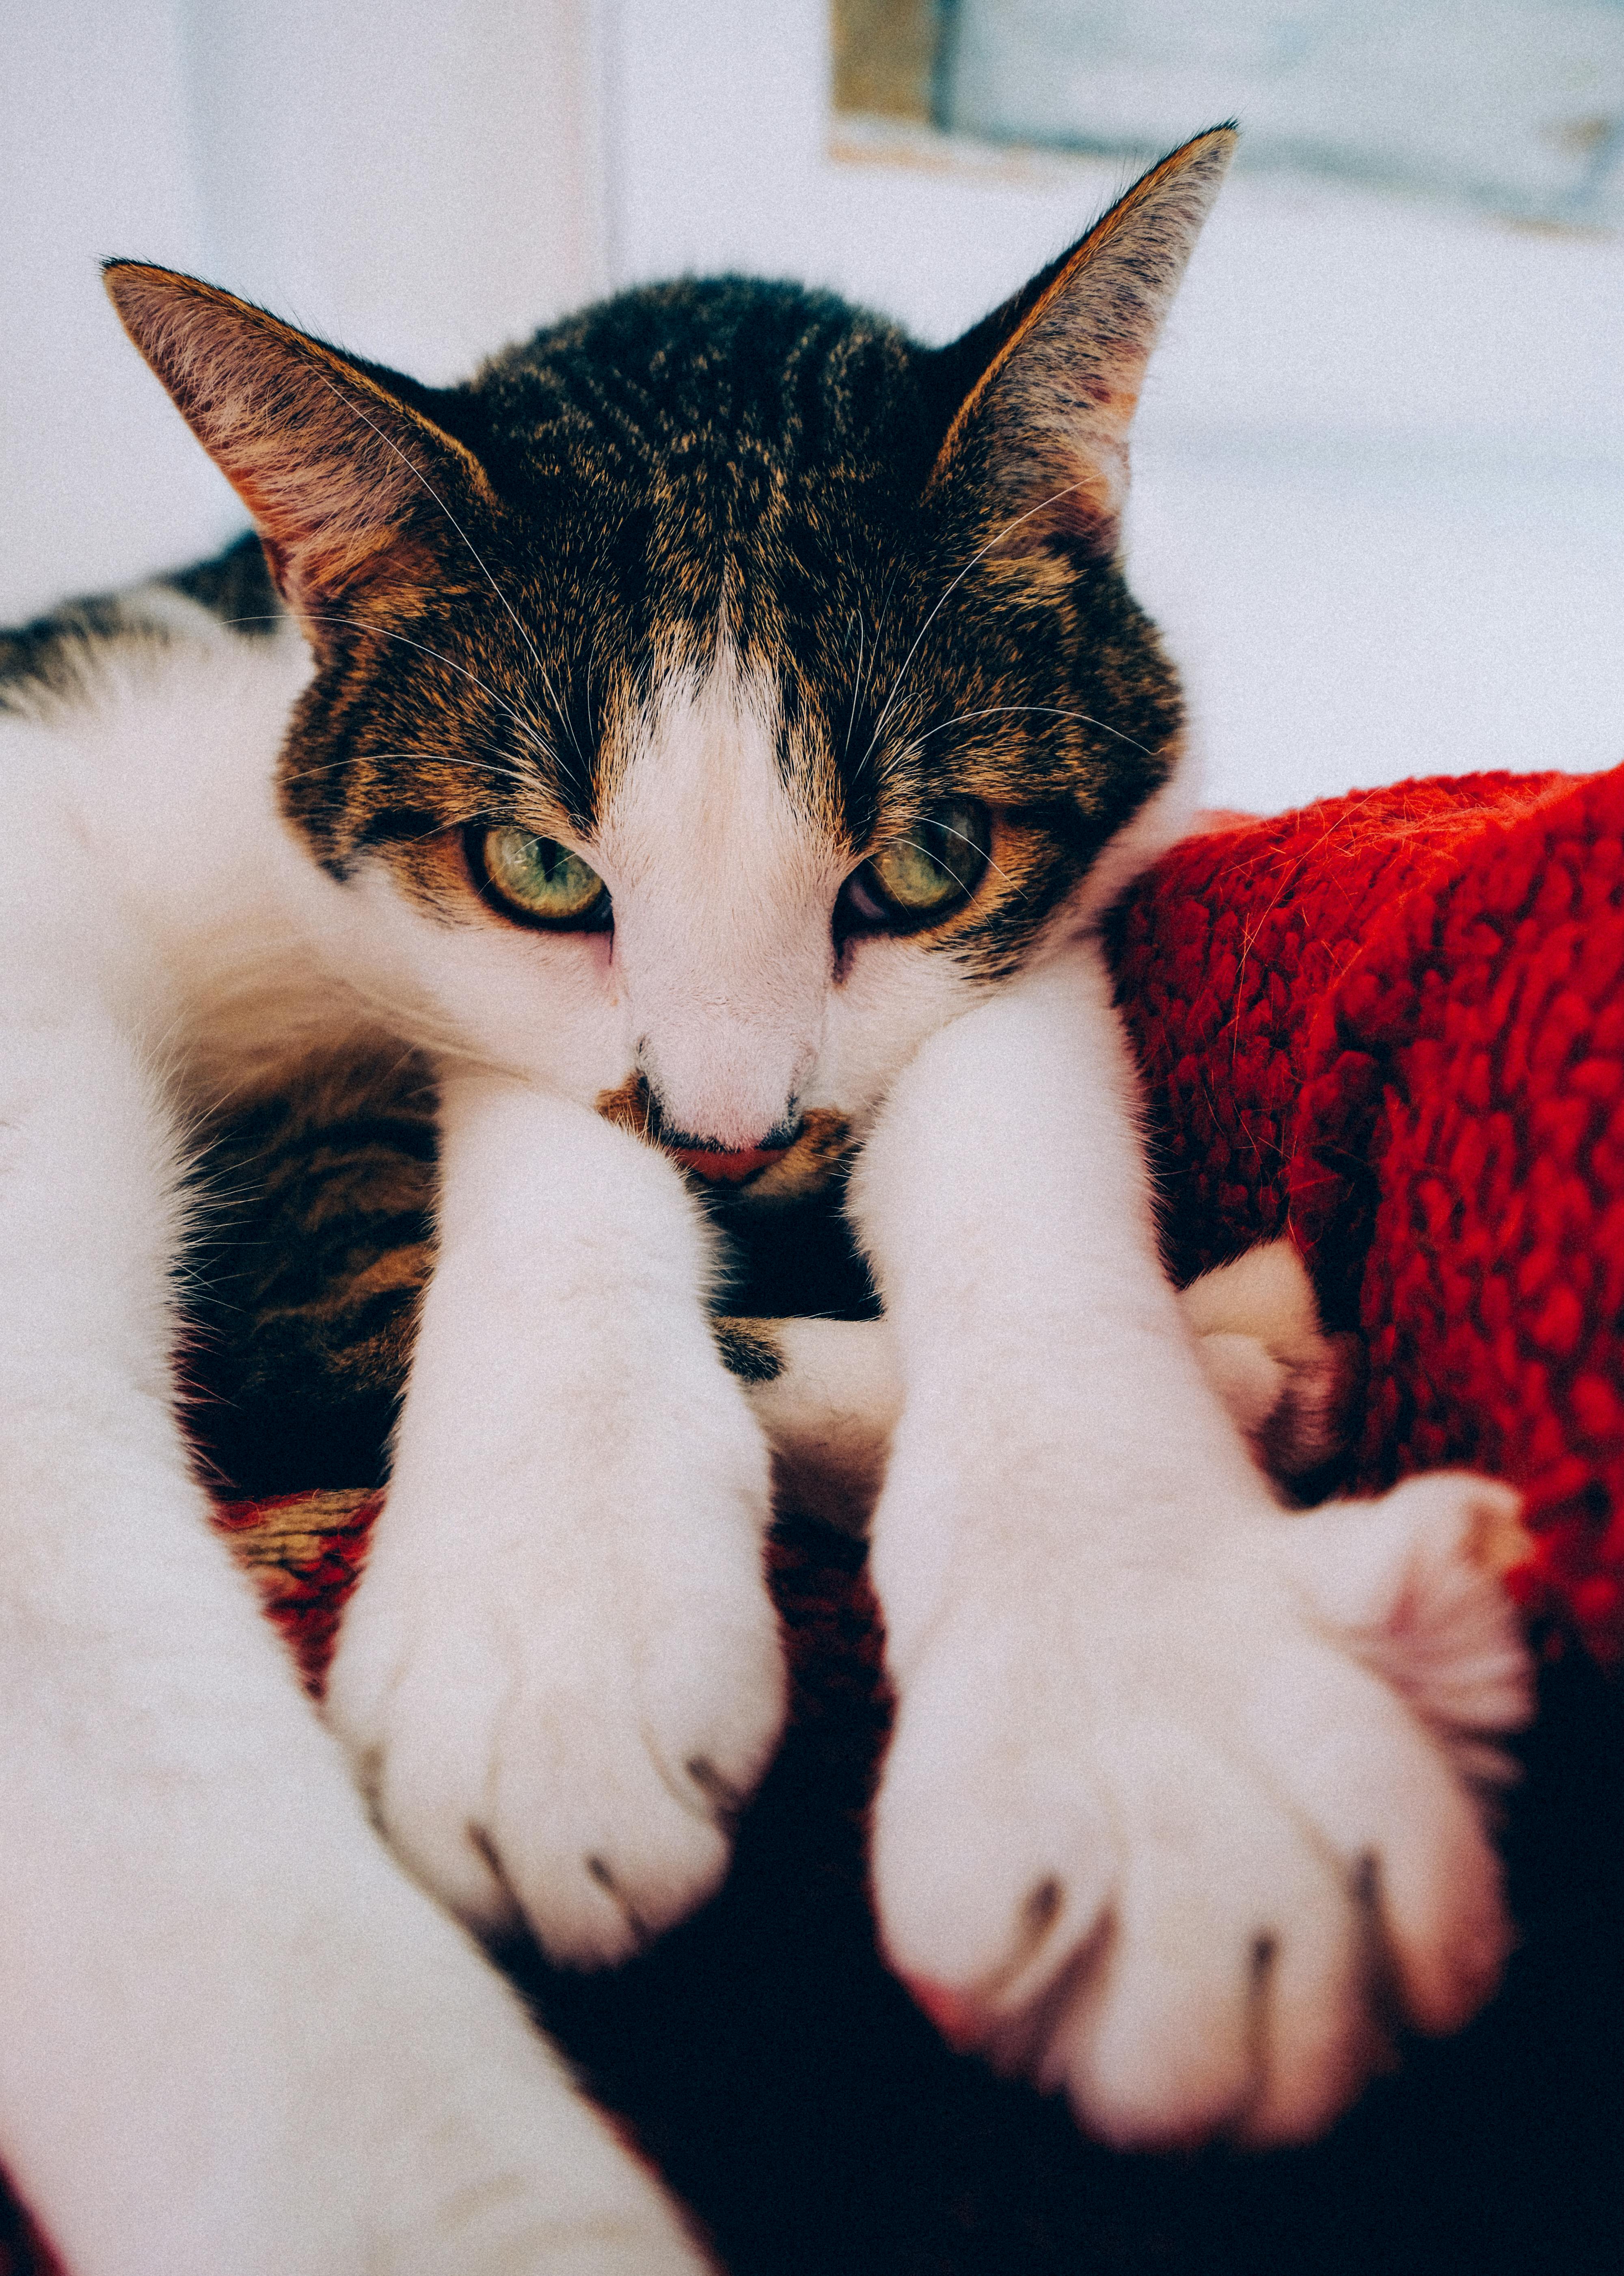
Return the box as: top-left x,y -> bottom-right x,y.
667,1144 -> 790,1185
595,1075 -> 856,1202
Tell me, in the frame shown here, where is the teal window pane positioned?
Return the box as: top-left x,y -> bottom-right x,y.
939,2 -> 1624,226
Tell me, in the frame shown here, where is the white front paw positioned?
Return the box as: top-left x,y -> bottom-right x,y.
325,1345 -> 785,1968
872,1472 -> 1533,2148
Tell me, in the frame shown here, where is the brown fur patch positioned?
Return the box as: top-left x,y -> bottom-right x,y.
596,1072 -> 661,1143
713,1318 -> 786,1384
187,1047 -> 438,1494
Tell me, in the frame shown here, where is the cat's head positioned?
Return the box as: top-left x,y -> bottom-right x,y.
106,129 -> 1232,1185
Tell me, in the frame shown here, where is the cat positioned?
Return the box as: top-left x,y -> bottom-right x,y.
0,127 -> 1532,2273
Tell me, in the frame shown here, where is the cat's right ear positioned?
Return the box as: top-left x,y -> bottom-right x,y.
924,126 -> 1235,563
103,263 -> 494,641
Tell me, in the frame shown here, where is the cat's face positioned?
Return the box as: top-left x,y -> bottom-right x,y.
271,279 -> 1186,1165
107,131 -> 1233,1182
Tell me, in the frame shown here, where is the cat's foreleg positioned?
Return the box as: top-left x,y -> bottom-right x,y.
739,1239 -> 1360,1529
847,946 -> 1533,2149
0,1011 -> 712,2274
326,1068 -> 785,1967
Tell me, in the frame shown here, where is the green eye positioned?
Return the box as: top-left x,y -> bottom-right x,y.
870,835 -> 965,912
479,826 -> 608,925
855,801 -> 990,923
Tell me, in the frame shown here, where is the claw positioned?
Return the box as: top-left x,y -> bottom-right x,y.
685,1753 -> 745,1829
585,1854 -> 652,1953
1348,1851 -> 1406,2063
1021,1874 -> 1064,1944
464,1823 -> 523,1928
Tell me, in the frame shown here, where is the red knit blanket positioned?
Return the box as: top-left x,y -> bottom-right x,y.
1114,765 -> 1624,1664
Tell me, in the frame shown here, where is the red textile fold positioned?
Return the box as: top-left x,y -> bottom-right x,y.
1114,765 -> 1624,1661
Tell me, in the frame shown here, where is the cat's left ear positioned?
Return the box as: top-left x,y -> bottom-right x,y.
103,263 -> 495,640
927,126 -> 1235,561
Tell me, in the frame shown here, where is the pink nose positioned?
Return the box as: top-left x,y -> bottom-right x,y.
669,1144 -> 790,1185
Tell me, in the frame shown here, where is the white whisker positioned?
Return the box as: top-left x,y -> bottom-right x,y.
896,702 -> 1156,763
276,746 -> 532,798
933,818 -> 1026,899
210,608 -> 553,759
841,612 -> 866,759
855,477 -> 1099,785
298,615 -> 556,758
301,369 -> 566,750
892,826 -> 1023,902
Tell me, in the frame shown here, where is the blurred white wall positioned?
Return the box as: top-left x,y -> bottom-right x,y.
1,1 -> 233,610
609,0 -> 1624,808
2,0 -> 607,617
4,0 -> 1622,811
183,0 -> 608,377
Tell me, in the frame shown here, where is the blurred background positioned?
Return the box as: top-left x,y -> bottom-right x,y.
4,0 -> 1621,811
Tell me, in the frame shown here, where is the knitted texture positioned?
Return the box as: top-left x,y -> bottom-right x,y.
1113,765 -> 1624,1662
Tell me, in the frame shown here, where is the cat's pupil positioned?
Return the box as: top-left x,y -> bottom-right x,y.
481,826 -> 607,925
863,800 -> 989,921
877,837 -> 961,906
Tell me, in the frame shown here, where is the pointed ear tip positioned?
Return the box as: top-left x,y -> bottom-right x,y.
103,263 -> 242,357
104,259 -> 223,300
102,260 -> 173,313
1139,125 -> 1236,220
1188,123 -> 1240,167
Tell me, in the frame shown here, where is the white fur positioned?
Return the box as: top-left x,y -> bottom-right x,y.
0,578 -> 1534,2271
326,1070 -> 785,1963
0,610 -> 719,2270
594,655 -> 842,1147
845,951 -> 1532,2147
